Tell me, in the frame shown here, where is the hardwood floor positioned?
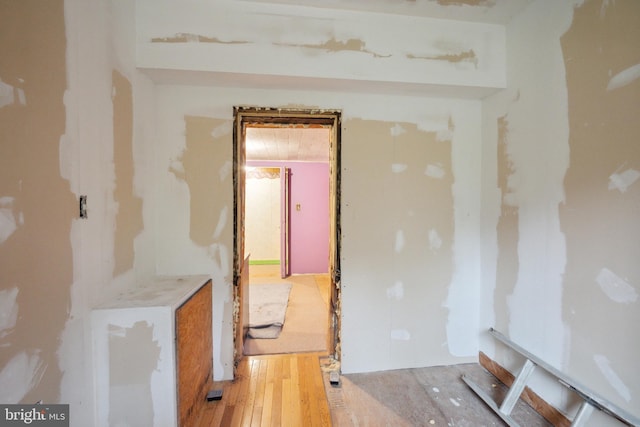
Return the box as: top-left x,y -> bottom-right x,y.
196,352 -> 332,427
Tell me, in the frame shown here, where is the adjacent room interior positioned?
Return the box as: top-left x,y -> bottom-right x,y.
242,126 -> 334,357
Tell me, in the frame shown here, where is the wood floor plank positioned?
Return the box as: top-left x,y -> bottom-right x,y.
299,355 -> 315,426
270,357 -> 283,427
290,356 -> 302,424
230,359 -> 253,426
249,358 -> 268,427
210,399 -> 226,427
260,382 -> 274,427
220,404 -> 235,427
313,363 -> 332,426
281,354 -> 291,380
225,365 -> 243,407
281,377 -> 293,426
240,358 -> 261,426
309,355 -> 329,427
194,404 -> 215,427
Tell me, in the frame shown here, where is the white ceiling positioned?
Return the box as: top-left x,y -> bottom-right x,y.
241,0 -> 535,24
246,127 -> 331,162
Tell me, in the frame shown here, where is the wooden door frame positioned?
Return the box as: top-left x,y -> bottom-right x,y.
232,106 -> 342,370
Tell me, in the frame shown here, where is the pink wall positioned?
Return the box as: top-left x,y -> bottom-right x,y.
248,161 -> 329,274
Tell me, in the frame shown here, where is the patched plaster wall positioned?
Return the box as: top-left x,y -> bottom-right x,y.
481,0 -> 639,421
1,1 -> 155,426
108,321 -> 160,426
112,70 -> 144,276
560,0 -> 640,417
135,0 -> 506,97
0,0 -> 73,405
4,0 -> 637,425
341,117 -> 456,370
153,85 -> 483,378
140,0 -> 494,380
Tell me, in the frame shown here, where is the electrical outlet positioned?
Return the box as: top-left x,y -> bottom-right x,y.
79,195 -> 87,219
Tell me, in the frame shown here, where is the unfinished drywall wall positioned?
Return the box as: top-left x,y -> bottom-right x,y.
108,321 -> 159,426
153,84 -> 483,378
139,0 -> 490,377
482,0 -> 639,421
0,0 -> 196,425
0,0 -> 74,404
239,0 -> 534,24
559,0 -> 640,416
493,115 -> 519,332
481,0 -> 572,403
0,0 -> 158,425
162,113 -> 235,379
112,70 -> 143,276
138,0 -> 495,380
135,0 -> 506,97
170,116 -> 231,249
341,118 -> 455,370
437,0 -> 493,5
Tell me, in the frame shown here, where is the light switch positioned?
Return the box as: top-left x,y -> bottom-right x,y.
296,203 -> 301,211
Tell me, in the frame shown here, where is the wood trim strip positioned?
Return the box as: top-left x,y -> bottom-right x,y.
479,352 -> 572,427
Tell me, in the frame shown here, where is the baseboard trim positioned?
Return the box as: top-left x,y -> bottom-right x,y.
478,351 -> 571,427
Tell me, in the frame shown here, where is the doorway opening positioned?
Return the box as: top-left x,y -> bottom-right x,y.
233,107 -> 341,366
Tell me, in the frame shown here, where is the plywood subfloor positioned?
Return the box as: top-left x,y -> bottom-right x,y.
324,361 -> 552,427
